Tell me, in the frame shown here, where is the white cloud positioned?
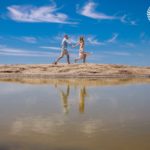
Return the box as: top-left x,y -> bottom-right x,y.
87,36 -> 105,45
52,34 -> 79,44
53,34 -> 63,41
107,33 -> 118,43
125,42 -> 136,48
78,2 -> 116,20
0,45 -> 57,57
7,4 -> 77,24
41,33 -> 118,47
0,36 -> 37,44
120,15 -> 137,26
140,32 -> 145,39
120,15 -> 127,23
130,20 -> 137,26
20,36 -> 37,44
87,33 -> 118,46
103,51 -> 131,56
40,46 -> 61,50
69,36 -> 79,43
53,34 -> 102,45
78,2 -> 137,26
139,32 -> 150,44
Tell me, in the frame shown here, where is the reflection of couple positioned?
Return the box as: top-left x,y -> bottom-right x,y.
54,35 -> 90,64
79,86 -> 87,113
60,84 -> 70,114
58,84 -> 88,113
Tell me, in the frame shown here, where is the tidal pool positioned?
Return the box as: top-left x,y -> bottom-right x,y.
0,79 -> 150,150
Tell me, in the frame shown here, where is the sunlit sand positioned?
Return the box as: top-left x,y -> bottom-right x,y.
0,63 -> 150,79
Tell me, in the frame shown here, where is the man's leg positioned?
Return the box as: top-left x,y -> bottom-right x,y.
64,49 -> 70,64
67,54 -> 70,64
56,55 -> 63,63
54,51 -> 64,64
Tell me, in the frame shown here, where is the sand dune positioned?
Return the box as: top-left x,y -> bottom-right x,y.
0,63 -> 150,79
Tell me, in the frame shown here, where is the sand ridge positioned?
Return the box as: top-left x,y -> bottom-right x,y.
0,63 -> 150,79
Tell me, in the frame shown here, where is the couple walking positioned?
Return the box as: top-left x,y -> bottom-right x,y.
54,35 -> 90,64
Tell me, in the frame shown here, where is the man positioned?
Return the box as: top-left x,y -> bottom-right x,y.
54,35 -> 72,64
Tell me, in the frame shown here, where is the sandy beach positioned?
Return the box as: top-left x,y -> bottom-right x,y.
0,63 -> 150,79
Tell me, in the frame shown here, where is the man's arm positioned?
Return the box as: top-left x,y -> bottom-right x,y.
66,39 -> 73,47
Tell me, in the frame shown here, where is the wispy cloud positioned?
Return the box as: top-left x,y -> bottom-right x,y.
53,34 -> 102,45
120,15 -> 137,26
103,51 -> 131,56
40,46 -> 61,50
20,36 -> 37,44
130,20 -> 137,26
87,36 -> 105,45
102,51 -> 145,57
107,33 -> 118,43
87,33 -> 118,46
7,4 -> 77,24
140,32 -> 145,39
0,45 -> 56,57
53,34 -> 79,44
10,36 -> 38,44
77,1 -> 137,26
119,42 -> 136,48
139,32 -> 150,45
77,2 -> 116,20
124,42 -> 136,48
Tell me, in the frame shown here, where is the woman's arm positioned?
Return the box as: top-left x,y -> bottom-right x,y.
72,42 -> 79,48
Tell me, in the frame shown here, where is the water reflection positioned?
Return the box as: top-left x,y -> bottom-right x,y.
60,84 -> 70,114
0,80 -> 150,150
56,84 -> 88,114
11,115 -> 65,135
79,86 -> 88,113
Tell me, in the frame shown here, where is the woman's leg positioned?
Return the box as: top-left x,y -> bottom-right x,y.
75,53 -> 84,63
75,57 -> 81,63
83,54 -> 86,63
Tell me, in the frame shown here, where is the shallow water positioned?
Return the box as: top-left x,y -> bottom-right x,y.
0,79 -> 150,150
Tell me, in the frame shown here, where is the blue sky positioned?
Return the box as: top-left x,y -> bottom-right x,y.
0,0 -> 150,65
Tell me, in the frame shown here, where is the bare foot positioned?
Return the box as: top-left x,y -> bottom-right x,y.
52,62 -> 57,65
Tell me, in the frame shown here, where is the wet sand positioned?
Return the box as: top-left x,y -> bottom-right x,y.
0,63 -> 150,79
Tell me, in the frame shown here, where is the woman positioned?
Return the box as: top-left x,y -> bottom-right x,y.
73,36 -> 89,63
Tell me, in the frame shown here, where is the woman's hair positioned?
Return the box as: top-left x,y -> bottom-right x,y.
79,36 -> 84,44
